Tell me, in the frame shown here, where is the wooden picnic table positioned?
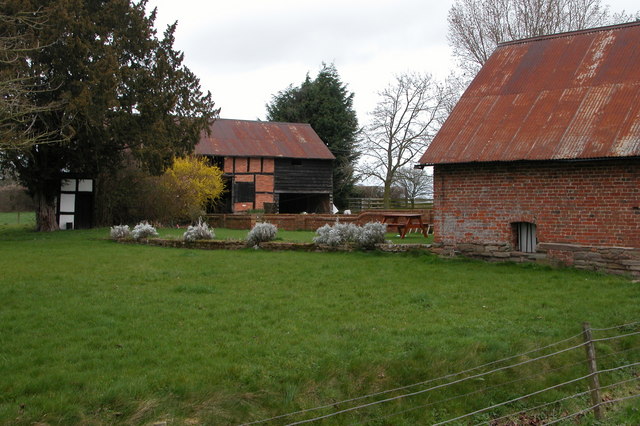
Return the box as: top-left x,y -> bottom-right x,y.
381,213 -> 431,239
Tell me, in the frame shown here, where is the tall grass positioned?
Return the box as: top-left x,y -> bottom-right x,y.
0,226 -> 637,424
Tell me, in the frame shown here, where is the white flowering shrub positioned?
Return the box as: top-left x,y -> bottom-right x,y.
313,222 -> 359,247
183,218 -> 214,241
314,221 -> 387,249
131,221 -> 158,240
313,224 -> 340,246
110,225 -> 130,239
247,222 -> 278,246
356,222 -> 387,249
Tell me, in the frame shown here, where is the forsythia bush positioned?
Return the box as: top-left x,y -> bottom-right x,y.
161,156 -> 224,222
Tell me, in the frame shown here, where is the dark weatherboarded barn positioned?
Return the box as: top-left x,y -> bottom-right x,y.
196,119 -> 335,214
419,22 -> 640,276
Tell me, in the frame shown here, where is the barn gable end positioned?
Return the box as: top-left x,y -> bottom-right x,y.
420,22 -> 640,276
196,119 -> 335,214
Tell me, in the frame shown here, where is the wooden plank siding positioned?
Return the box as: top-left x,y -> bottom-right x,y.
274,159 -> 332,194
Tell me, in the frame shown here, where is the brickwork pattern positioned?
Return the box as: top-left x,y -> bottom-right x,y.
434,159 -> 640,248
432,159 -> 640,276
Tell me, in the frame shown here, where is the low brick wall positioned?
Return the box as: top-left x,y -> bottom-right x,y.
204,209 -> 433,232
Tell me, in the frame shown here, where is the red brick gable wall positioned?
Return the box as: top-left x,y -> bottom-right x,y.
434,159 -> 640,248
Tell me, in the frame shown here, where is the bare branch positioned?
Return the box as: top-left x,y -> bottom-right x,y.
447,0 -> 636,73
0,7 -> 66,150
358,73 -> 455,207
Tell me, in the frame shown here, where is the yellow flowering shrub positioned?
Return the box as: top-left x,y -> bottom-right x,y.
161,156 -> 224,222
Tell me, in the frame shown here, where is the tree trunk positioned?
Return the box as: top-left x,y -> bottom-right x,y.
34,190 -> 58,232
382,180 -> 393,209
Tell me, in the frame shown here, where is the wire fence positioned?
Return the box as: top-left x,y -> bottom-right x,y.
243,321 -> 640,425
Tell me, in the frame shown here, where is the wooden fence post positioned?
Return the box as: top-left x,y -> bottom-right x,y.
582,322 -> 603,420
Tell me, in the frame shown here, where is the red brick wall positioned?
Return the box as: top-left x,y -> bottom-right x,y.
255,175 -> 274,193
223,156 -> 276,213
434,159 -> 640,248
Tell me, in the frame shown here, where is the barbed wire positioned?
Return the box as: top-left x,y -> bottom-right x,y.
590,320 -> 640,332
358,358 -> 587,425
544,393 -> 640,425
280,342 -> 589,425
431,361 -> 640,425
243,322 -> 638,425
431,373 -> 595,425
592,330 -> 640,343
477,376 -> 640,426
242,332 -> 585,425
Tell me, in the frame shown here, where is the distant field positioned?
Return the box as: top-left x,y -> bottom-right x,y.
0,211 -> 35,226
0,225 -> 637,424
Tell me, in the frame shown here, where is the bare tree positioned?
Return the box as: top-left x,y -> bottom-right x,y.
448,0 -> 638,74
395,167 -> 433,207
0,8 -> 65,151
359,73 -> 453,208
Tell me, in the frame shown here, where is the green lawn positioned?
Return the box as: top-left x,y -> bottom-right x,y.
0,224 -> 638,424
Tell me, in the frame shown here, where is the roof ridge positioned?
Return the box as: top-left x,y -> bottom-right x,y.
216,117 -> 313,127
497,20 -> 640,48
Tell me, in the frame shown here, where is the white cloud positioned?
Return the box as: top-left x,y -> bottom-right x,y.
147,0 -> 638,123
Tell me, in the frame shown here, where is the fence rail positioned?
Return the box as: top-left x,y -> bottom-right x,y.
347,197 -> 433,212
243,321 -> 640,425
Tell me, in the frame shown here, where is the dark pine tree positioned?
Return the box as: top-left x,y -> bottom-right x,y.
0,0 -> 218,230
266,63 -> 360,210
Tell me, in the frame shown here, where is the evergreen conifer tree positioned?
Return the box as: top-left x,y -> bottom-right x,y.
266,64 -> 359,209
0,0 -> 218,230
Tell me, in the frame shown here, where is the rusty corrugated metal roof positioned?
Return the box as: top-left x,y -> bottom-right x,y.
419,21 -> 640,165
195,119 -> 335,160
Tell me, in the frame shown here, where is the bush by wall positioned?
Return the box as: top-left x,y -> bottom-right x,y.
313,221 -> 387,249
183,218 -> 215,241
247,222 -> 278,246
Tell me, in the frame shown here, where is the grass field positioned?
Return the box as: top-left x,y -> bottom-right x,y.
0,222 -> 638,424
0,211 -> 35,226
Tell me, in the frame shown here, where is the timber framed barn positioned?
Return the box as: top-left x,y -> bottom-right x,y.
419,22 -> 640,276
196,119 -> 335,214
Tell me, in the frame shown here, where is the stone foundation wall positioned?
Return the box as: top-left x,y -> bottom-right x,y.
434,241 -> 640,277
117,238 -> 433,253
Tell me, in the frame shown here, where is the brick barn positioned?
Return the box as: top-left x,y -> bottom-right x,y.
419,22 -> 640,276
195,119 -> 335,214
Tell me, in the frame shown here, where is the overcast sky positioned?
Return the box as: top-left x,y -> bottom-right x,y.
146,0 -> 639,126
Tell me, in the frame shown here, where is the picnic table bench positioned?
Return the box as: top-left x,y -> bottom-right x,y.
381,213 -> 432,239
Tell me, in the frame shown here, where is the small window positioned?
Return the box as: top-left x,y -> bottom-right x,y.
291,159 -> 302,166
514,222 -> 537,253
234,181 -> 255,203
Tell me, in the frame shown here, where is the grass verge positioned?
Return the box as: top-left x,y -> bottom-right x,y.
0,225 -> 637,424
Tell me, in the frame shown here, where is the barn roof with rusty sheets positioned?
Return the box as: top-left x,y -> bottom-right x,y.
195,119 -> 335,160
419,22 -> 640,165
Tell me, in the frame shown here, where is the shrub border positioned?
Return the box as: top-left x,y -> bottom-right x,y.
114,238 -> 433,253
